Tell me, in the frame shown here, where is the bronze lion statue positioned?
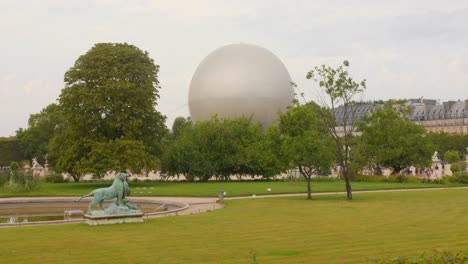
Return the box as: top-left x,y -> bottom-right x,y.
76,172 -> 128,212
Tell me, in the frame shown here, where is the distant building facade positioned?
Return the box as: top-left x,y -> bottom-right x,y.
332,98 -> 468,135
407,99 -> 468,134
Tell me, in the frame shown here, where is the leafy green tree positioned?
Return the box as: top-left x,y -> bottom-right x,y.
244,126 -> 287,178
356,101 -> 434,173
48,43 -> 167,181
16,103 -> 63,165
306,60 -> 366,200
162,119 -> 216,181
444,150 -> 460,164
171,116 -> 192,139
276,102 -> 335,199
427,133 -> 468,160
161,116 -> 277,181
74,139 -> 158,177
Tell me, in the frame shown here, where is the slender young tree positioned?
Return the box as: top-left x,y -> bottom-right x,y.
306,60 -> 366,200
276,102 -> 335,199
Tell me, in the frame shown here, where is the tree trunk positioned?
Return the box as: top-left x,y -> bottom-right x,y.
344,175 -> 352,200
342,165 -> 352,200
299,167 -> 312,199
71,174 -> 80,182
306,177 -> 312,199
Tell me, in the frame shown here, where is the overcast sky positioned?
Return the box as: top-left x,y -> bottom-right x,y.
1,0 -> 468,137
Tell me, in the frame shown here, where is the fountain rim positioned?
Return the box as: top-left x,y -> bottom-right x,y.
0,196 -> 190,228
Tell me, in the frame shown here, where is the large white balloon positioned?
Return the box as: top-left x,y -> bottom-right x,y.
188,43 -> 294,127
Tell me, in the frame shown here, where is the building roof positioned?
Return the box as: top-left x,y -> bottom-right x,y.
333,98 -> 468,123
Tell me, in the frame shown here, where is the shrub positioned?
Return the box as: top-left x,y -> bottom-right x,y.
450,162 -> 467,174
351,174 -> 386,182
447,172 -> 468,184
45,172 -> 65,183
371,249 -> 468,264
0,170 -> 9,186
384,175 -> 423,183
417,177 -> 447,184
1,169 -> 41,192
444,150 -> 460,164
350,174 -> 426,183
310,176 -> 341,182
391,174 -> 408,183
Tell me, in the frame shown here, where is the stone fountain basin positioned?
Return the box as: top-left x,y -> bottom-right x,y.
0,197 -> 189,227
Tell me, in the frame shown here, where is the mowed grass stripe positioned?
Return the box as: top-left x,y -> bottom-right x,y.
1,189 -> 468,263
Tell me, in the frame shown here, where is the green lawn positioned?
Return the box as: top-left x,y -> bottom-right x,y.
0,180 -> 465,198
1,189 -> 468,263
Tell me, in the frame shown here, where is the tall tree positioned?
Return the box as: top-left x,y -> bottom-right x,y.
48,43 -> 167,180
306,60 -> 366,200
356,101 -> 434,173
276,102 -> 335,199
16,103 -> 63,165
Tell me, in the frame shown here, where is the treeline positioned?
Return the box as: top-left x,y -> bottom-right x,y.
4,43 -> 468,200
0,137 -> 26,166
162,105 -> 468,182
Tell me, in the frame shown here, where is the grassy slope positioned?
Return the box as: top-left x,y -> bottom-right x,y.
1,189 -> 468,263
0,180 -> 465,198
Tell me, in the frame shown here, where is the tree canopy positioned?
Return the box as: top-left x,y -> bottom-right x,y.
48,43 -> 167,180
426,132 -> 468,161
444,150 -> 460,164
16,103 -> 63,165
275,102 -> 335,198
356,101 -> 434,173
161,116 -> 281,181
0,137 -> 26,166
171,116 -> 192,139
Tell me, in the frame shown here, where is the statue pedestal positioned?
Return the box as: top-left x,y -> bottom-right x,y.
84,212 -> 144,225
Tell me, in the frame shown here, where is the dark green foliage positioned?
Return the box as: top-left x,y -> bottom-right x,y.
350,174 -> 385,182
450,162 -> 467,173
10,161 -> 19,170
161,116 -> 282,181
75,139 -> 158,176
0,170 -> 9,186
48,43 -> 167,179
275,102 -> 336,198
16,103 -> 63,165
426,132 -> 468,160
444,150 -> 461,164
0,137 -> 26,166
356,101 -> 434,173
44,172 -> 66,183
371,249 -> 468,264
351,174 -> 430,184
171,116 -> 192,139
446,172 -> 468,184
1,166 -> 41,192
